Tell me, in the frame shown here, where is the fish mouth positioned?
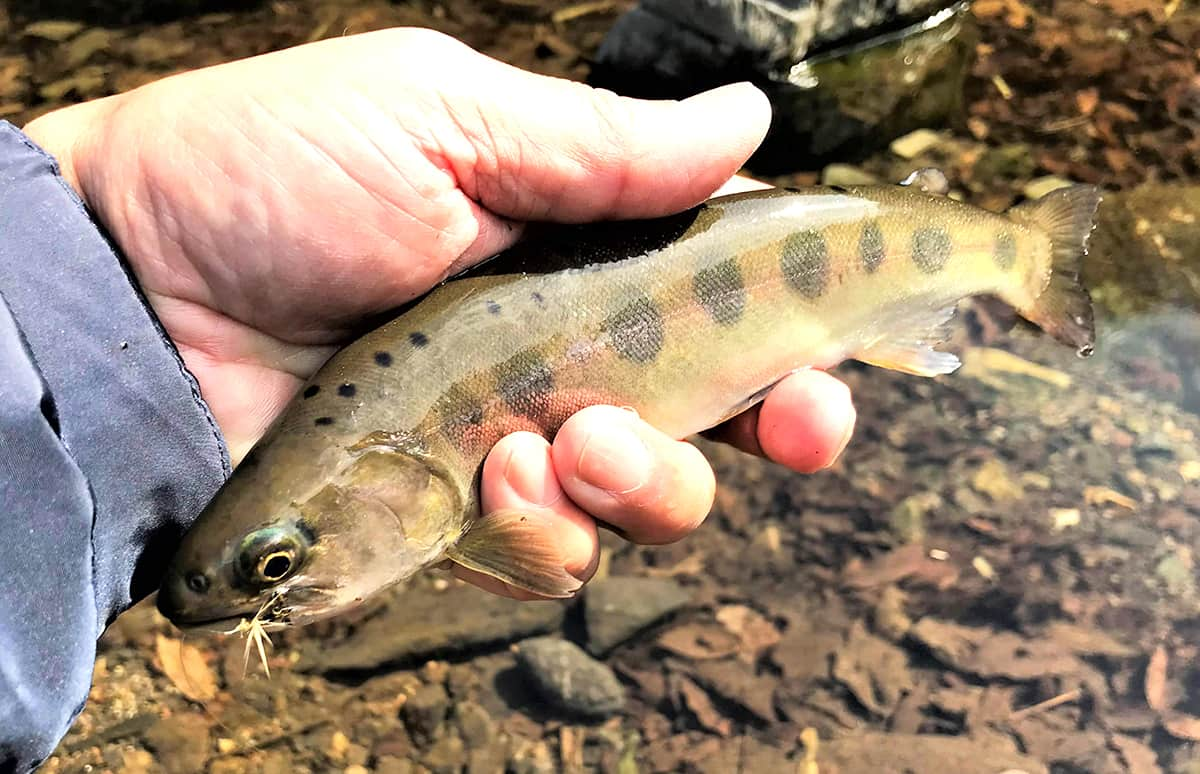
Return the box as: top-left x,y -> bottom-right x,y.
159,586 -> 338,632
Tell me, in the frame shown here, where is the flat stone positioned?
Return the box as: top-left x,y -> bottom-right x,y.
583,576 -> 691,656
820,732 -> 1048,773
820,164 -> 880,187
889,129 -> 943,160
299,582 -> 567,672
402,683 -> 450,747
515,637 -> 626,718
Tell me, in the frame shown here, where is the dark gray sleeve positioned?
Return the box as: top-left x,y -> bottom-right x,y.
0,120 -> 230,772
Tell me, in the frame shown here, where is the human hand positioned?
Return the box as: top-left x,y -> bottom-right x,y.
24,28 -> 856,598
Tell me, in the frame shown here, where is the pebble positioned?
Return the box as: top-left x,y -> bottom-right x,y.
454,701 -> 496,748
889,129 -> 943,159
820,164 -> 880,187
1022,175 -> 1074,200
403,683 -> 450,747
515,637 -> 626,718
584,576 -> 691,656
142,715 -> 210,774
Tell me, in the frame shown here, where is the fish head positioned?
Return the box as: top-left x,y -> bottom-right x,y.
158,440 -> 464,630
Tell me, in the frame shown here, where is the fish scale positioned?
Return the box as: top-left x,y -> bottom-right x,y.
158,180 -> 1101,630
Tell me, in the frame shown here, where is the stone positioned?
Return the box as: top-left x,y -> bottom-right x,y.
300,582 -> 567,672
820,164 -> 880,187
142,715 -> 210,774
454,701 -> 496,749
423,734 -> 468,774
515,637 -> 626,718
889,129 -> 944,159
403,683 -> 450,747
820,732 -> 1048,773
1022,175 -> 1074,200
583,576 -> 691,656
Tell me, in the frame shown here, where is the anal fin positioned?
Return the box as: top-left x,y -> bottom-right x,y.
855,305 -> 962,377
446,509 -> 583,598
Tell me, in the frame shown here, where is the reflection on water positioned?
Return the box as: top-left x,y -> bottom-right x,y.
7,0 -> 1199,771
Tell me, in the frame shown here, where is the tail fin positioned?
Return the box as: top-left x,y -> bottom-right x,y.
1007,185 -> 1102,357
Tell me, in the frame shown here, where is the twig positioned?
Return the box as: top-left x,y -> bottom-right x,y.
1008,688 -> 1083,722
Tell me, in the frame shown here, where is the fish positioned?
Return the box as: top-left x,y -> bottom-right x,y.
156,173 -> 1101,633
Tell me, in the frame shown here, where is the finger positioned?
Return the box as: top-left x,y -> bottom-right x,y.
402,31 -> 771,223
453,431 -> 599,600
708,369 -> 855,473
712,174 -> 774,197
551,405 -> 715,545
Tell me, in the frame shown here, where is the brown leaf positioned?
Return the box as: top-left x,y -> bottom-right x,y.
715,605 -> 781,662
1109,733 -> 1163,774
842,544 -> 959,590
155,634 -> 218,702
657,623 -> 740,660
832,622 -> 914,716
1163,712 -> 1200,741
1042,622 -> 1138,658
674,676 -> 731,736
1145,645 -> 1168,712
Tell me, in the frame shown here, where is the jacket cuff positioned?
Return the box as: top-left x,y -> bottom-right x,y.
0,120 -> 231,630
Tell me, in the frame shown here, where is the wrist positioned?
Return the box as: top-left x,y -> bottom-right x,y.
22,95 -> 117,211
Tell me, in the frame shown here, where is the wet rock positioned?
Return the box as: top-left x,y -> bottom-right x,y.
403,683 -> 450,747
454,701 -> 496,749
1022,175 -> 1074,199
142,715 -> 210,774
819,732 -> 1048,773
375,757 -> 418,774
301,582 -> 567,672
584,576 -> 691,656
820,163 -> 880,187
890,128 -> 944,159
423,734 -> 468,774
515,637 -> 626,718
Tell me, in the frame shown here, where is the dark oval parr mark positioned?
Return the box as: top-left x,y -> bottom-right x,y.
781,229 -> 828,299
314,417 -> 334,426
374,352 -> 393,367
605,295 -> 664,363
495,350 -> 555,417
911,227 -> 952,273
693,258 -> 746,325
337,383 -> 356,398
859,220 -> 885,273
408,332 -> 429,348
302,385 -> 320,399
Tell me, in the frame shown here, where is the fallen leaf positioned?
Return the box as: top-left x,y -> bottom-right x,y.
1084,485 -> 1137,510
1043,622 -> 1138,658
1163,712 -> 1200,741
1109,733 -> 1163,774
715,605 -> 781,662
1145,645 -> 1168,712
842,543 -> 959,590
832,622 -> 914,716
674,676 -> 731,736
910,619 -> 1080,680
657,623 -> 740,660
155,634 -> 218,702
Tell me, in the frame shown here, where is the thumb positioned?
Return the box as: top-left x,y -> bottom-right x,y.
412,32 -> 773,223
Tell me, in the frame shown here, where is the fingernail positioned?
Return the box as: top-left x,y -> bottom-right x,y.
502,443 -> 561,507
821,419 -> 855,470
576,423 -> 652,495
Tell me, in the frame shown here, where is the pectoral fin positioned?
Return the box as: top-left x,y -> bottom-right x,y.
855,305 -> 961,377
446,510 -> 583,598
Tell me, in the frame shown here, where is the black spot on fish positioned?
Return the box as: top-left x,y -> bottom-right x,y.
408,332 -> 429,348
605,295 -> 664,363
531,291 -> 545,307
486,301 -> 502,315
495,349 -> 555,418
911,227 -> 952,273
337,383 -> 356,398
693,258 -> 745,325
781,229 -> 828,298
302,385 -> 320,399
314,417 -> 334,426
859,220 -> 885,273
993,230 -> 1017,271
374,352 -> 393,367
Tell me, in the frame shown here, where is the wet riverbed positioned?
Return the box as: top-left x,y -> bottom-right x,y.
5,0 -> 1200,771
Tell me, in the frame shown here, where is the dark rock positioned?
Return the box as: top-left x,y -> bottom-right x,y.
142,715 -> 210,774
584,576 -> 691,656
299,582 -> 567,672
515,637 -> 626,719
403,683 -> 450,747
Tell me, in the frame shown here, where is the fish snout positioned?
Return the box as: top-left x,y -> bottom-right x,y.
156,563 -> 216,622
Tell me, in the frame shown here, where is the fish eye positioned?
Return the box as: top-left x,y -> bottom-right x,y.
236,526 -> 308,587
